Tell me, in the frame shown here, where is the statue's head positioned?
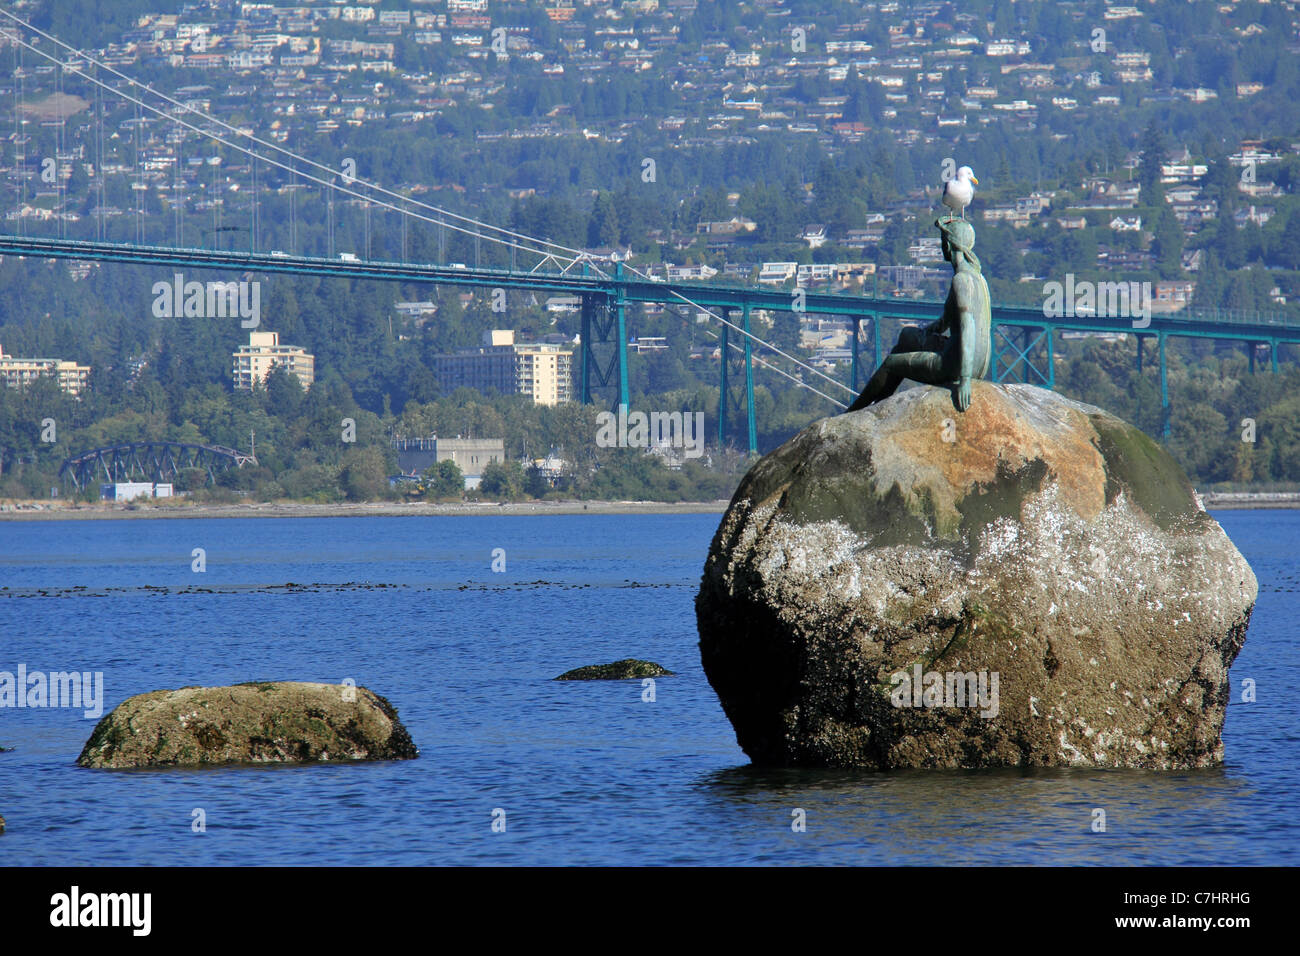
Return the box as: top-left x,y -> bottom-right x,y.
935,216 -> 980,270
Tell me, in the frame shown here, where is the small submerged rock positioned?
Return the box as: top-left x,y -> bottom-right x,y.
0,813 -> 5,833
77,681 -> 418,769
554,659 -> 674,680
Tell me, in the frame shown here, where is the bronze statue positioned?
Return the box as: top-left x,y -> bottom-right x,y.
847,216 -> 992,413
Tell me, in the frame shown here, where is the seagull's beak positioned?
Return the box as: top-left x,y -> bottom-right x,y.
971,175 -> 979,185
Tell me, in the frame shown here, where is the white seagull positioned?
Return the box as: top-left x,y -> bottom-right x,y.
942,165 -> 979,219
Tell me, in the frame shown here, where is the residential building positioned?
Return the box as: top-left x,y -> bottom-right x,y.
1235,205 -> 1275,227
801,224 -> 828,248
431,330 -> 574,406
695,216 -> 757,235
665,263 -> 718,281
1153,281 -> 1197,312
796,262 -> 837,285
983,205 -> 1032,228
0,344 -> 91,396
908,236 -> 945,262
232,331 -> 315,391
758,261 -> 798,284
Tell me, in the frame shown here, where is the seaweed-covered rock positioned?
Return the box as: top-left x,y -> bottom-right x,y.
77,681 -> 418,768
554,659 -> 674,680
696,381 -> 1256,769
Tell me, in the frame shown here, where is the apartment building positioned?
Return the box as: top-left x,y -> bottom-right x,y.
232,331 -> 315,390
432,330 -> 573,406
0,344 -> 91,396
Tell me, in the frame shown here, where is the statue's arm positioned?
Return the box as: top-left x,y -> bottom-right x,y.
954,275 -> 982,411
958,305 -> 980,381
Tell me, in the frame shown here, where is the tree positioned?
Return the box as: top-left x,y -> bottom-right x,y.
1151,207 -> 1184,279
423,459 -> 464,499
1167,401 -> 1229,483
1270,207 -> 1300,271
340,446 -> 390,501
524,463 -> 550,498
403,363 -> 440,407
1192,251 -> 1227,311
264,364 -> 304,417
587,191 -> 620,248
1138,121 -> 1165,196
177,467 -> 208,492
478,459 -> 525,499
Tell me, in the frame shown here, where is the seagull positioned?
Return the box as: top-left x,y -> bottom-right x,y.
942,166 -> 979,219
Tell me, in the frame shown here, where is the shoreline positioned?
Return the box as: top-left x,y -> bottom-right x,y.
2,492 -> 1296,521
1199,492 -> 1300,510
0,499 -> 731,521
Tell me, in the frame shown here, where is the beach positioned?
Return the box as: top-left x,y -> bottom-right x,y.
0,498 -> 731,520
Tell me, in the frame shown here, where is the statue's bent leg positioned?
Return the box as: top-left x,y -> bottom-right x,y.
893,326 -> 927,353
847,351 -> 946,412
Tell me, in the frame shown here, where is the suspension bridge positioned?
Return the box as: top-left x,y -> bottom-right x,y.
2,8 -> 1299,455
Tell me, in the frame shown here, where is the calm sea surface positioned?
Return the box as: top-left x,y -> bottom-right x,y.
0,511 -> 1295,866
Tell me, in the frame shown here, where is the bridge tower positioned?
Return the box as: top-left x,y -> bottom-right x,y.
717,303 -> 757,455
578,263 -> 629,412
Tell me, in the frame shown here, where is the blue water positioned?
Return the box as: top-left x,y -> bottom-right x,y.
0,511 -> 1296,865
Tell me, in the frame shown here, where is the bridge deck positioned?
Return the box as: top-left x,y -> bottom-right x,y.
2,234 -> 1297,343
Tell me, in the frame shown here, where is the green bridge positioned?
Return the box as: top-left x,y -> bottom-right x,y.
2,234 -> 1297,448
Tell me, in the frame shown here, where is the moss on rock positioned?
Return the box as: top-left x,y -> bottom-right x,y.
77,681 -> 418,769
1088,414 -> 1206,531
